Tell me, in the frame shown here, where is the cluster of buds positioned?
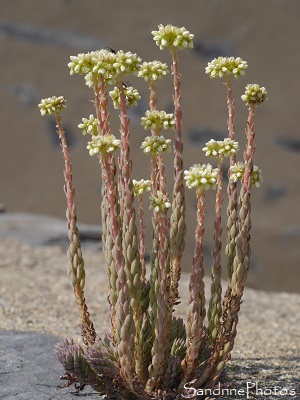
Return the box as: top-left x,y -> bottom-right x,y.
87,134 -> 121,156
78,115 -> 98,136
109,85 -> 141,109
141,135 -> 172,155
205,56 -> 248,79
138,61 -> 169,81
184,163 -> 219,191
202,138 -> 239,159
38,95 -> 67,116
68,49 -> 141,87
132,179 -> 151,197
141,110 -> 175,131
149,190 -> 171,213
241,83 -> 268,106
152,24 -> 194,50
230,162 -> 263,187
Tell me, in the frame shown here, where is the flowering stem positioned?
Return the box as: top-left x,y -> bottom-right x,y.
93,81 -> 120,341
225,76 -> 238,285
232,103 -> 255,296
149,80 -> 157,112
137,196 -> 147,282
181,189 -> 206,386
226,77 -> 235,146
169,46 -> 186,306
117,75 -> 144,381
55,113 -> 96,347
208,159 -> 223,343
147,209 -> 170,391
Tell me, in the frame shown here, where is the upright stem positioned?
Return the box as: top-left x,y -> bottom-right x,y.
93,80 -> 120,341
137,196 -> 146,282
181,189 -> 206,387
169,47 -> 186,306
208,159 -> 223,343
225,76 -> 238,285
117,75 -> 144,381
208,106 -> 256,386
55,114 -> 96,347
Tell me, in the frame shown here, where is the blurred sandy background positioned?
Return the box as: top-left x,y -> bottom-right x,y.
0,0 -> 300,293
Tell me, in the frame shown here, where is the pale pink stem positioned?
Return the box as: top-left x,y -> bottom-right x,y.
137,196 -> 146,282
149,80 -> 157,112
226,78 -> 235,147
181,189 -> 206,385
118,76 -> 134,210
243,104 -> 256,190
171,47 -> 184,184
207,160 -> 223,341
55,114 -> 74,216
102,156 -> 124,276
169,46 -> 186,307
97,78 -> 111,136
213,160 -> 223,271
192,190 -> 205,300
226,76 -> 237,197
93,81 -> 121,271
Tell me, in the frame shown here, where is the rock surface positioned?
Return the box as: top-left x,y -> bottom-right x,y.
0,330 -> 101,400
0,213 -> 102,249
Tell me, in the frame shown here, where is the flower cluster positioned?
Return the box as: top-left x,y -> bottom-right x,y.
205,57 -> 248,79
133,179 -> 151,197
138,61 -> 169,81
203,138 -> 239,159
87,134 -> 121,156
109,86 -> 141,109
112,50 -> 141,76
78,115 -> 98,136
184,163 -> 219,191
38,96 -> 67,116
152,24 -> 194,50
69,49 -> 118,87
69,49 -> 142,87
149,191 -> 171,213
68,51 -> 100,75
229,162 -> 263,187
141,135 -> 172,155
241,84 -> 268,106
141,110 -> 175,131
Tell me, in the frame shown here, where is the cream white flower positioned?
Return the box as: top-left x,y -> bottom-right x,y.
38,96 -> 67,116
149,191 -> 171,213
229,162 -> 263,187
241,84 -> 268,106
78,115 -> 98,136
141,135 -> 172,155
141,110 -> 175,131
109,85 -> 141,109
205,57 -> 248,79
87,134 -> 121,156
133,179 -> 151,196
203,138 -> 239,159
152,24 -> 194,50
113,50 -> 141,76
138,61 -> 169,81
184,163 -> 219,191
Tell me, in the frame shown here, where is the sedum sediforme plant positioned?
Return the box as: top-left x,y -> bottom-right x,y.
38,25 -> 267,400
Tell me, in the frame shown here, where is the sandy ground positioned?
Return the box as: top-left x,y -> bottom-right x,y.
1,0 -> 300,293
0,237 -> 299,399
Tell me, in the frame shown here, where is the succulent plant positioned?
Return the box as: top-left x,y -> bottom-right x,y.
39,24 -> 267,400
